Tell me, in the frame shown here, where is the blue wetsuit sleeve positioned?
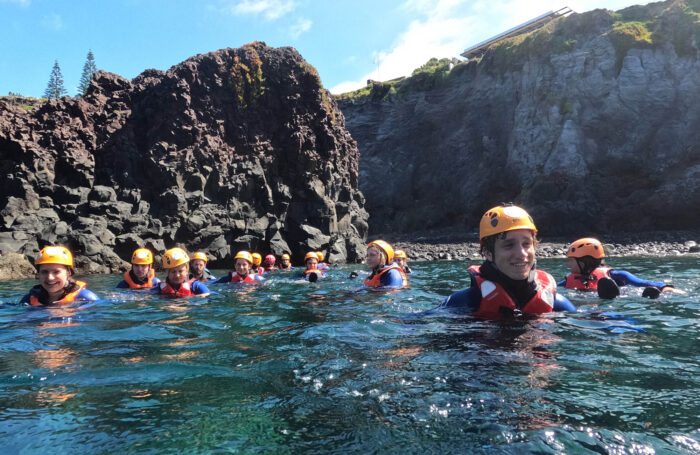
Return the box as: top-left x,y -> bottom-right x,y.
192,281 -> 210,294
379,268 -> 404,287
77,289 -> 99,301
438,287 -> 481,313
115,280 -> 129,289
557,279 -> 566,287
152,277 -> 161,286
553,293 -> 576,311
19,294 -> 30,305
214,275 -> 230,284
609,270 -> 665,288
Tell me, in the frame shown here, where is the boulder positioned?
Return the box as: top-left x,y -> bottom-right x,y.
0,43 -> 369,275
0,253 -> 35,281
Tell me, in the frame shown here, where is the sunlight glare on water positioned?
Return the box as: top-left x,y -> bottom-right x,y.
0,257 -> 699,453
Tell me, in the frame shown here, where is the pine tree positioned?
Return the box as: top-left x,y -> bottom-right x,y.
77,50 -> 97,96
44,60 -> 67,99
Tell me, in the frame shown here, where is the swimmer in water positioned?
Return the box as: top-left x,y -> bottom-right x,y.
436,205 -> 575,318
300,252 -> 326,282
394,250 -> 412,274
116,248 -> 160,289
214,251 -> 263,284
364,240 -> 407,288
560,237 -> 684,299
20,246 -> 98,306
157,248 -> 210,297
189,251 -> 216,282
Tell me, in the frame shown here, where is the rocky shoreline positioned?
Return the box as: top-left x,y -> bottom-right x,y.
388,230 -> 700,262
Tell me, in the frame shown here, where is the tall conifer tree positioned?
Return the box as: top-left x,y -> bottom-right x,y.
44,60 -> 67,99
77,50 -> 97,96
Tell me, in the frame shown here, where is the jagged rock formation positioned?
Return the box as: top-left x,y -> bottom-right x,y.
0,42 -> 368,274
338,0 -> 699,237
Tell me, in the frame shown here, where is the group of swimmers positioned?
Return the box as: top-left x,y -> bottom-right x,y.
18,204 -> 683,319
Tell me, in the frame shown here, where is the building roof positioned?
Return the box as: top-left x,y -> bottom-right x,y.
461,7 -> 574,60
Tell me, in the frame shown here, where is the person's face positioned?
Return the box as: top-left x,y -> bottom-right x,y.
566,257 -> 581,274
281,258 -> 290,267
396,257 -> 407,268
305,258 -> 318,270
484,229 -> 535,280
132,263 -> 151,280
191,259 -> 206,275
168,264 -> 188,285
235,259 -> 250,276
38,264 -> 71,295
366,247 -> 383,269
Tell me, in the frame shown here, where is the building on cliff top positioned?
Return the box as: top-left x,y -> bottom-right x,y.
461,6 -> 574,60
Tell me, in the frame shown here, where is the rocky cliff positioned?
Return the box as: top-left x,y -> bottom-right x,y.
338,0 -> 699,237
0,42 -> 368,274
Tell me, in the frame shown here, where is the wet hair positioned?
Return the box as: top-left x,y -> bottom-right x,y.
480,231 -> 539,258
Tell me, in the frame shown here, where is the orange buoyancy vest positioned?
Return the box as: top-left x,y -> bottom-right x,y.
123,269 -> 156,289
564,267 -> 612,290
159,279 -> 195,297
229,272 -> 258,284
303,268 -> 320,275
364,264 -> 408,288
29,281 -> 88,306
468,265 -> 555,317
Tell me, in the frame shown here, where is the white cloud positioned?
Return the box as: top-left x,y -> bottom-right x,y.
290,17 -> 312,38
330,0 -> 475,93
227,0 -> 297,20
41,13 -> 64,31
330,0 -> 642,94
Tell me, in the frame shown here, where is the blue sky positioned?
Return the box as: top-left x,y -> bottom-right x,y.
1,0 -> 644,97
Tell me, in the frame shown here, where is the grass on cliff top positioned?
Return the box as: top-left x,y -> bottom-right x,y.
335,57 -> 463,104
0,94 -> 46,111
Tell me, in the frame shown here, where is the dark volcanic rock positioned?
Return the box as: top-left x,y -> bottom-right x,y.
0,42 -> 368,275
338,0 -> 699,238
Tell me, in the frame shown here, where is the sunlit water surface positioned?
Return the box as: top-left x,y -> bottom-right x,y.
1,258 -> 699,454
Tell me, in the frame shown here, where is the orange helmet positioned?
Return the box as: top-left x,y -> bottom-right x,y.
368,240 -> 394,263
394,250 -> 407,259
234,251 -> 253,264
315,251 -> 325,262
162,247 -> 189,269
191,252 -> 208,263
479,205 -> 537,243
567,238 -> 605,259
281,253 -> 291,260
131,248 -> 154,265
304,252 -> 318,262
36,246 -> 74,267
251,253 -> 262,266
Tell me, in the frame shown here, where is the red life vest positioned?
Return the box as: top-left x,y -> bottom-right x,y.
29,280 -> 88,306
123,269 -> 156,289
364,264 -> 408,287
229,272 -> 258,284
468,265 -> 555,317
159,279 -> 195,297
564,267 -> 611,290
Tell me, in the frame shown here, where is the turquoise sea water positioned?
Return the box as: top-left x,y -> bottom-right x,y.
1,257 -> 699,454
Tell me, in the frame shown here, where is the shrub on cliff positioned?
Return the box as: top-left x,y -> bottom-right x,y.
229,42 -> 266,109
